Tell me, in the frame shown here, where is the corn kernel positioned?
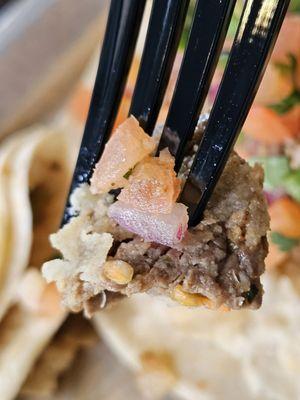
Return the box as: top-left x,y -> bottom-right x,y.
102,259 -> 134,284
170,284 -> 213,307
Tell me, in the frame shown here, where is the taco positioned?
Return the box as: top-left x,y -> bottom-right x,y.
0,302 -> 65,400
20,314 -> 97,399
0,132 -> 34,320
0,125 -> 76,400
0,125 -> 73,321
0,138 -> 16,297
93,270 -> 300,400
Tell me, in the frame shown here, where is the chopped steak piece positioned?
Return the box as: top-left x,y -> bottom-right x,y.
43,121 -> 269,314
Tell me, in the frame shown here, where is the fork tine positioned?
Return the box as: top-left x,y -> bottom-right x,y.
129,0 -> 189,134
181,0 -> 290,227
158,0 -> 236,170
62,0 -> 146,224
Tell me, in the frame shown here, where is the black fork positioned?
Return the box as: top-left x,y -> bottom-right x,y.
63,0 -> 290,227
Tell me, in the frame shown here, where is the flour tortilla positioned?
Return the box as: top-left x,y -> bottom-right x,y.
0,125 -> 75,400
20,315 -> 98,398
0,139 -> 15,293
0,132 -> 40,321
94,272 -> 300,400
0,305 -> 65,400
0,133 -> 37,295
0,126 -> 73,321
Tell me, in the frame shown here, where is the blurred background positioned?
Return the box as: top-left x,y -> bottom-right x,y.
0,0 -> 108,136
0,1 -> 299,399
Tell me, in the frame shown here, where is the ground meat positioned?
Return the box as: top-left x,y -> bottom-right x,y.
109,152 -> 269,310
43,119 -> 269,313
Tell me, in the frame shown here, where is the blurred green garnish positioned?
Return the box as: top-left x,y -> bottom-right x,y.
270,55 -> 300,114
269,90 -> 300,115
282,171 -> 300,202
179,1 -> 196,49
274,54 -> 297,78
290,0 -> 300,13
249,156 -> 290,191
250,156 -> 300,203
271,232 -> 300,251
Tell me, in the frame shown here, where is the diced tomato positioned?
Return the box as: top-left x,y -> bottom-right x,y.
118,149 -> 181,214
255,63 -> 293,105
269,197 -> 300,238
243,106 -> 294,145
272,14 -> 300,90
90,116 -> 156,194
272,15 -> 300,65
279,104 -> 300,136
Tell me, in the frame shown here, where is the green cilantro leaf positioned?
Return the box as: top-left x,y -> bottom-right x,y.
123,169 -> 133,180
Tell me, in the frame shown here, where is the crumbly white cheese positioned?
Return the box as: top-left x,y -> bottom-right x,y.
42,185 -> 114,312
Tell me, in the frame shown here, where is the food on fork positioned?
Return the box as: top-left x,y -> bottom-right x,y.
116,146 -> 181,214
90,117 -> 156,194
108,201 -> 188,247
43,116 -> 269,315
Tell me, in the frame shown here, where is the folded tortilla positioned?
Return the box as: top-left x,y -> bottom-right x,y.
20,315 -> 97,398
0,138 -> 16,295
0,126 -> 72,320
0,125 -> 75,400
94,272 -> 300,400
0,304 -> 65,400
